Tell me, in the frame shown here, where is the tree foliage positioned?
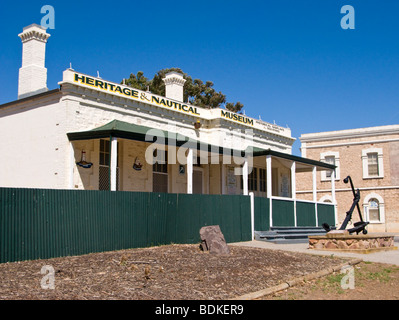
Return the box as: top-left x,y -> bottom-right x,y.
124,71 -> 149,92
225,102 -> 244,113
122,68 -> 244,113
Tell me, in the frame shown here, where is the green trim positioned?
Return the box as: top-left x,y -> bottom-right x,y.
67,119 -> 192,145
68,120 -> 222,153
252,149 -> 336,170
67,120 -> 335,170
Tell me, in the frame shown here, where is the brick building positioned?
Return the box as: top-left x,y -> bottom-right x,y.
297,125 -> 399,233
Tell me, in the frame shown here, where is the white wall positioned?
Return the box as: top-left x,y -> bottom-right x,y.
0,92 -> 68,189
0,77 -> 296,190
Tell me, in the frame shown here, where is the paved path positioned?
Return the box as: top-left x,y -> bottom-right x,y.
231,237 -> 399,266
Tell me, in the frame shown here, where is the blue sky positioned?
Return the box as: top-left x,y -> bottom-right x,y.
1,0 -> 399,155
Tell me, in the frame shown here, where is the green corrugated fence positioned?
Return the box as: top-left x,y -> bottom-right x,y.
317,202 -> 336,227
253,197 -> 270,231
0,188 -> 252,263
272,199 -> 295,226
296,201 -> 317,227
253,196 -> 336,230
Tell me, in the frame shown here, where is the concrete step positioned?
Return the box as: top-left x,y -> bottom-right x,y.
255,226 -> 329,244
263,238 -> 310,244
270,226 -> 328,233
255,232 -> 324,241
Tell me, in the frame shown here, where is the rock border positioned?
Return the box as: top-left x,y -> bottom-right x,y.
231,258 -> 363,300
309,233 -> 397,253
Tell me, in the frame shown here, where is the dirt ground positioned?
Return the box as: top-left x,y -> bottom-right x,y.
263,261 -> 399,300
0,244 -> 398,300
0,243 -> 349,300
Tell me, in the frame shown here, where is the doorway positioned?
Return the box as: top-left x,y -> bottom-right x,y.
193,169 -> 203,194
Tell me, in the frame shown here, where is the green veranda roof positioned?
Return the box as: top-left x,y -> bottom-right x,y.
252,149 -> 336,170
67,119 -> 219,151
68,119 -> 175,141
67,120 -> 335,170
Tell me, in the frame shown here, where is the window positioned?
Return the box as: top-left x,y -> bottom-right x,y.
367,153 -> 379,176
99,139 -> 110,166
319,195 -> 333,203
248,168 -> 257,191
99,139 -> 120,190
153,149 -> 168,193
363,193 -> 385,223
320,151 -> 340,181
324,156 -> 335,178
368,198 -> 380,221
240,167 -> 259,192
362,148 -> 383,179
272,168 -> 278,196
259,168 -> 266,192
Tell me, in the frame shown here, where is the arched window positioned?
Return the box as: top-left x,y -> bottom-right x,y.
363,193 -> 385,223
319,195 -> 333,203
368,198 -> 380,221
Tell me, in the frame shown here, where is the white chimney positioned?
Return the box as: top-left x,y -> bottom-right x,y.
18,24 -> 51,99
162,71 -> 186,102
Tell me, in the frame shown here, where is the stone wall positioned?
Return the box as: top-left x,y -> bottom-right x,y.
309,233 -> 397,253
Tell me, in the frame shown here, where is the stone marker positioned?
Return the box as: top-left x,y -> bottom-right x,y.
199,225 -> 230,255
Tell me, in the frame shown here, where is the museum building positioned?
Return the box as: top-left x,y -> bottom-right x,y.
0,24 -> 337,230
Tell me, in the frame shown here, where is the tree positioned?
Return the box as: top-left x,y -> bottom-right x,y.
225,102 -> 244,114
122,68 -> 244,113
123,71 -> 149,91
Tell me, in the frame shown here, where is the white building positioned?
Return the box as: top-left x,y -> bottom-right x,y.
0,24 -> 335,215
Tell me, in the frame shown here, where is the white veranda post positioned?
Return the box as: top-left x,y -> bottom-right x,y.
242,158 -> 248,196
331,169 -> 337,225
266,155 -> 272,226
110,137 -> 118,191
291,161 -> 296,226
187,148 -> 193,194
312,166 -> 318,225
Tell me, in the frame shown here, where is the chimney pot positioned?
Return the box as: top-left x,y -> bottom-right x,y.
163,71 -> 186,102
18,24 -> 51,99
